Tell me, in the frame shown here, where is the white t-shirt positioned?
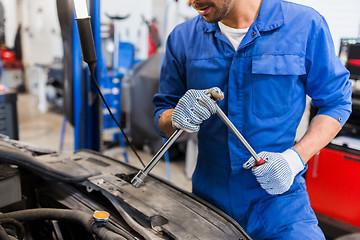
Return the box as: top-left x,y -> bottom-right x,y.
218,22 -> 249,51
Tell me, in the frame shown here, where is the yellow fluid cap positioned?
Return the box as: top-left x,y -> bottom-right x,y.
93,210 -> 110,222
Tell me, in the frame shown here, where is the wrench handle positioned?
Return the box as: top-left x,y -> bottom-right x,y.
131,129 -> 184,187
214,104 -> 265,166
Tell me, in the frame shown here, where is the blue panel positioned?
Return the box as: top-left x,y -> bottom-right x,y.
72,14 -> 82,151
72,1 -> 101,151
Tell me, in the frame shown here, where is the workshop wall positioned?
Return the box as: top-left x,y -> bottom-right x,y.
291,0 -> 360,53
0,1 -> 359,63
160,0 -> 196,44
0,0 -> 18,49
20,0 -> 63,66
101,0 -> 152,60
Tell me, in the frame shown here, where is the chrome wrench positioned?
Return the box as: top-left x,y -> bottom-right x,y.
131,91 -> 264,188
214,104 -> 265,166
131,129 -> 183,188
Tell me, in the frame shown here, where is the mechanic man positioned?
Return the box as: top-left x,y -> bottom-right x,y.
153,0 -> 352,239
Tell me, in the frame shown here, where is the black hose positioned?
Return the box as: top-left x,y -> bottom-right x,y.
89,68 -> 145,168
4,228 -> 16,237
0,209 -> 131,240
76,15 -> 146,167
0,224 -> 11,240
0,209 -> 93,233
91,224 -> 128,240
101,222 -> 135,240
0,218 -> 25,240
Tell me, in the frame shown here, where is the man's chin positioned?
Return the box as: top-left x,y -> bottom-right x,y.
201,15 -> 220,23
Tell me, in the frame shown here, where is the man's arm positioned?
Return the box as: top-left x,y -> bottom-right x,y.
292,114 -> 341,163
158,109 -> 175,138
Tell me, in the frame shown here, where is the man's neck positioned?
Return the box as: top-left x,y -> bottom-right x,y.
220,0 -> 262,29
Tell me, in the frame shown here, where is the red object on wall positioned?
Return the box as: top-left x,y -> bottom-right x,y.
0,49 -> 21,69
148,22 -> 159,57
306,147 -> 360,228
1,49 -> 16,61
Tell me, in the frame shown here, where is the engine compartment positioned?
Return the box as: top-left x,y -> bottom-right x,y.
0,138 -> 251,240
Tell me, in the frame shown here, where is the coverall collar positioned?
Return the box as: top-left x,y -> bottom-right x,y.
196,0 -> 285,33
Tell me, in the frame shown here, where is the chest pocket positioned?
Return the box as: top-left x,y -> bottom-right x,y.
251,54 -> 306,119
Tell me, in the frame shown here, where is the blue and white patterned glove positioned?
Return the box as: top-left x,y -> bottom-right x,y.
243,149 -> 305,195
172,87 -> 224,133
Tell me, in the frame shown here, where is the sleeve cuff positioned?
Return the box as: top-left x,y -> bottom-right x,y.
154,109 -> 168,138
317,107 -> 351,127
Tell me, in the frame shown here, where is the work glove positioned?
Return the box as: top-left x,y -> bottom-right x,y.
243,149 -> 305,195
172,87 -> 224,133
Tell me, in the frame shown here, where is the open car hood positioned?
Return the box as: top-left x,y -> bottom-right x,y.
0,139 -> 251,240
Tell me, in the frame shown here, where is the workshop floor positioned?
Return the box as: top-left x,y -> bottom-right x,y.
17,93 -> 192,192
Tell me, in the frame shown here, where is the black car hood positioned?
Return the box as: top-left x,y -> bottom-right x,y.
0,139 -> 251,240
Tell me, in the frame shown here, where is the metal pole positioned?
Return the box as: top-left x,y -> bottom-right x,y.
131,129 -> 183,188
214,104 -> 263,164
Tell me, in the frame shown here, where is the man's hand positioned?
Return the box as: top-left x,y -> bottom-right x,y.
172,87 -> 223,133
243,149 -> 305,195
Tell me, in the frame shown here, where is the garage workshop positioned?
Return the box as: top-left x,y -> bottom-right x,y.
0,0 -> 359,239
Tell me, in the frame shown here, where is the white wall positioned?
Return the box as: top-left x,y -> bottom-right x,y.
20,0 -> 63,66
290,0 -> 360,53
162,0 -> 196,40
101,0 -> 152,60
152,0 -> 167,38
1,0 -> 18,49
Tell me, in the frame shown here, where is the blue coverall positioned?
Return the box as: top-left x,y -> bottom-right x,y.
153,0 -> 352,239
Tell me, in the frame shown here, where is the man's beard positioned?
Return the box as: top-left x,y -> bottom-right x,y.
193,0 -> 232,23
